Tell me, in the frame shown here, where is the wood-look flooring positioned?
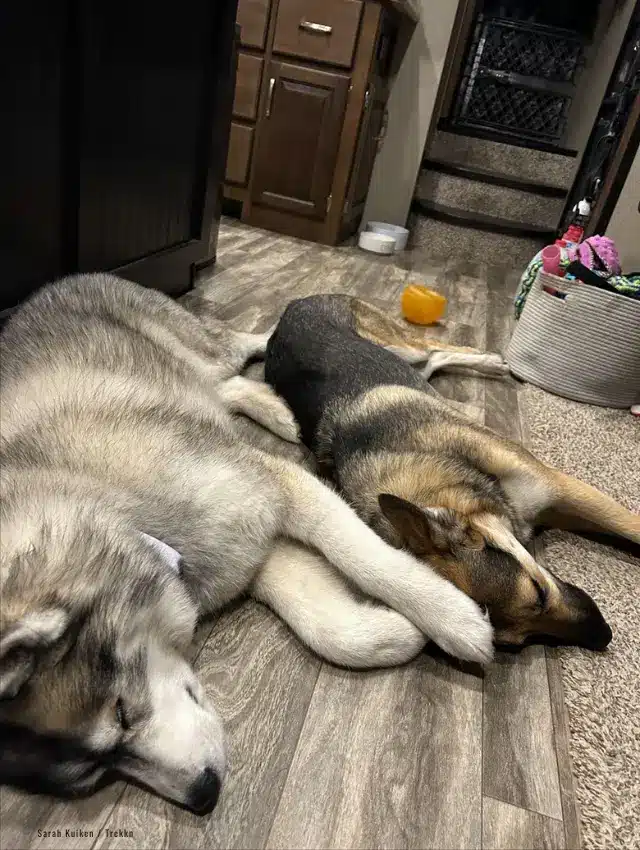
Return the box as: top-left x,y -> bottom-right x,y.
0,220 -> 580,850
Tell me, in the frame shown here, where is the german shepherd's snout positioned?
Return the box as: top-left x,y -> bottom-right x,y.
266,294 -> 639,650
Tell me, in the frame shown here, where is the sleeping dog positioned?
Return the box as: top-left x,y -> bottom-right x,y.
265,293 -> 640,650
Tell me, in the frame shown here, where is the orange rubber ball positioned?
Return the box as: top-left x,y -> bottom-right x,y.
401,284 -> 447,325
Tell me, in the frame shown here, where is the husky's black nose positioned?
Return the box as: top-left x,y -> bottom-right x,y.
187,767 -> 221,815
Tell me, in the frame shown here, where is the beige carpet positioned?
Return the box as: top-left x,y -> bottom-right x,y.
521,386 -> 640,849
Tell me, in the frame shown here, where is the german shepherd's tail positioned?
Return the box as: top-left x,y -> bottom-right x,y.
543,469 -> 640,546
350,297 -> 479,354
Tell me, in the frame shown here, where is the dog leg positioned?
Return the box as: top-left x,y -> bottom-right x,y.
218,376 -> 299,443
252,540 -> 426,667
385,345 -> 509,381
539,468 -> 640,545
264,456 -> 494,664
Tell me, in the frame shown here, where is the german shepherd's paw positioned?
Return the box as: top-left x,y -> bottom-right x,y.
485,352 -> 510,375
430,592 -> 494,665
270,407 -> 301,443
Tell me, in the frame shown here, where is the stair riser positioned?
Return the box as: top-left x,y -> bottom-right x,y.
416,170 -> 566,229
410,213 -> 545,269
428,131 -> 576,189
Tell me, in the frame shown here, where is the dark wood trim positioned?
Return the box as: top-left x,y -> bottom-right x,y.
380,0 -> 419,24
411,198 -> 556,240
421,157 -> 568,198
224,184 -> 248,203
248,202 -> 327,242
438,118 -> 578,158
586,93 -> 640,237
323,2 -> 382,242
432,0 -> 478,128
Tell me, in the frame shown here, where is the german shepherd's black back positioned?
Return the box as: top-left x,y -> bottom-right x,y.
266,294 -> 427,449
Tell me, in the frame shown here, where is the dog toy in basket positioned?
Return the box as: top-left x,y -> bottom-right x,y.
514,236 -> 622,318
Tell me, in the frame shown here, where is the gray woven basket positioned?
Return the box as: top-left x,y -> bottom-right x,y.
506,271 -> 640,408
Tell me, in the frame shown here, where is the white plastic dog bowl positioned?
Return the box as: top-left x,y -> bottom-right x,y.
358,230 -> 396,255
367,222 -> 409,252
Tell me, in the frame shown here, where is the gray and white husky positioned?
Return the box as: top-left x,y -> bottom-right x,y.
0,274 -> 492,814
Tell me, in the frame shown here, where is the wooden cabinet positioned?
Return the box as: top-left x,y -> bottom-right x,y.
252,63 -> 349,218
0,0 -> 239,316
224,0 -> 409,244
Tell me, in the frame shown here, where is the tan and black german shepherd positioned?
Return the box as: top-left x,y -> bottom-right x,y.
265,294 -> 640,650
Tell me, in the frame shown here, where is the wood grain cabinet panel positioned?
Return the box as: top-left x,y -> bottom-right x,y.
226,122 -> 255,186
273,0 -> 363,69
251,62 -> 349,219
233,53 -> 264,120
237,0 -> 271,49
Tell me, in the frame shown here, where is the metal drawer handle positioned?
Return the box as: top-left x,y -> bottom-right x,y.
299,20 -> 333,35
266,77 -> 275,117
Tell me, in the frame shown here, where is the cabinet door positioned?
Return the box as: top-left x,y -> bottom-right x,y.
251,62 -> 349,219
76,0 -> 238,295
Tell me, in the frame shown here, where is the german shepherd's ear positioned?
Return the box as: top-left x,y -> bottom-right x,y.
378,494 -> 484,555
0,609 -> 71,699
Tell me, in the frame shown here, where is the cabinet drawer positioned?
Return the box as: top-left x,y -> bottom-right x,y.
236,0 -> 271,49
233,53 -> 263,120
273,0 -> 363,69
225,123 -> 254,186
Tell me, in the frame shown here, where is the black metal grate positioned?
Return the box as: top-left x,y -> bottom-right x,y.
464,79 -> 569,140
480,21 -> 583,83
453,16 -> 585,145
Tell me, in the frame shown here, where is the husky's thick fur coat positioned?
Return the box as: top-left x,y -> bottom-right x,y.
0,276 -> 493,812
266,294 -> 640,649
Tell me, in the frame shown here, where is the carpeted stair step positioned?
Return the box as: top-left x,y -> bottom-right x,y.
428,129 -> 576,189
409,204 -> 546,269
416,158 -> 567,231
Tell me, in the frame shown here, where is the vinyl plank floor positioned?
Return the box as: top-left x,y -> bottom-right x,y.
482,797 -> 565,850
1,221 -> 579,850
267,654 -> 483,850
482,648 -> 562,820
483,265 -> 563,822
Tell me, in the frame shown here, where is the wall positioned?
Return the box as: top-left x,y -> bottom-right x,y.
564,0 -> 636,156
361,0 -> 460,227
606,144 -> 640,270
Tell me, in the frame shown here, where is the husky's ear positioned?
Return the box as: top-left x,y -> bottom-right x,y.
0,609 -> 71,699
378,494 -> 484,554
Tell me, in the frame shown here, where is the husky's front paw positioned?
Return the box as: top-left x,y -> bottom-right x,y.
431,592 -> 494,664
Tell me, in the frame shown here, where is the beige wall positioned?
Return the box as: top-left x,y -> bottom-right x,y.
606,145 -> 640,271
361,0 -> 460,227
564,0 -> 636,157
